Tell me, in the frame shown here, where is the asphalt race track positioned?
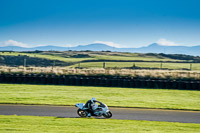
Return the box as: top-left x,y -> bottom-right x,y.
0,104 -> 200,123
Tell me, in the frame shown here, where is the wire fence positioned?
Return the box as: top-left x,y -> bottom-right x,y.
0,66 -> 200,80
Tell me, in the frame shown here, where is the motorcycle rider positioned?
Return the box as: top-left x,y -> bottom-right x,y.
84,97 -> 97,117
75,98 -> 112,118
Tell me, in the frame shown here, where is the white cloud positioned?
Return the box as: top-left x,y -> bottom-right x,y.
93,41 -> 121,48
0,40 -> 29,47
157,38 -> 180,46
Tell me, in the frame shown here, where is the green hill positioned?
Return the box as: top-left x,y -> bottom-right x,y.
1,51 -> 200,70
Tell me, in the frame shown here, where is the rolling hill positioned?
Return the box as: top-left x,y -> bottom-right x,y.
0,43 -> 200,56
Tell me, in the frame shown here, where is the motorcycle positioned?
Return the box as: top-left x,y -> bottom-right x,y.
75,101 -> 112,118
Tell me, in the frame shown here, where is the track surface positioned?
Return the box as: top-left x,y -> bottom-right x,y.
0,104 -> 200,123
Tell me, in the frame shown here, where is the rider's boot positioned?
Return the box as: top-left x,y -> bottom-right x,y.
87,113 -> 91,117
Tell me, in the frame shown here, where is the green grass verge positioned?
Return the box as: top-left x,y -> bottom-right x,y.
0,115 -> 200,133
0,84 -> 200,110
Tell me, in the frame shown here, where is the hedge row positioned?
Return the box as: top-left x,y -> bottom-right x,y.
0,74 -> 199,90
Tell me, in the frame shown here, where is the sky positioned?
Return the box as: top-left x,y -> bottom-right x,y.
0,0 -> 200,48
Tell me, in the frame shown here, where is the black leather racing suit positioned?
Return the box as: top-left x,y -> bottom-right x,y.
84,100 -> 97,114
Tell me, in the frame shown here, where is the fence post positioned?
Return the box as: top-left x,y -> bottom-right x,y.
132,63 -> 135,69
160,62 -> 162,69
52,61 -> 55,71
24,58 -> 26,71
103,62 -> 106,69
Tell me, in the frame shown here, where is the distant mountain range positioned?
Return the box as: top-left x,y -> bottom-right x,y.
1,43 -> 200,56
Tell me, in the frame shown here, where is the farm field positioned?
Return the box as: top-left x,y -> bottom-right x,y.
0,52 -> 95,63
0,51 -> 181,62
1,51 -> 200,71
89,53 -> 180,61
0,115 -> 200,133
0,84 -> 200,110
70,62 -> 200,70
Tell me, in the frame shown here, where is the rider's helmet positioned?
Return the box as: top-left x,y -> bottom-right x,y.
91,97 -> 96,103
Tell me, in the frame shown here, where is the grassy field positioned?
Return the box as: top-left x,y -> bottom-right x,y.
0,51 -> 182,62
0,84 -> 200,110
71,62 -> 200,70
90,54 -> 179,61
0,52 -> 95,62
0,115 -> 200,133
2,51 -> 200,71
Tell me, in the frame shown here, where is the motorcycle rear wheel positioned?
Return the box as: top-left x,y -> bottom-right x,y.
103,111 -> 112,118
77,109 -> 88,117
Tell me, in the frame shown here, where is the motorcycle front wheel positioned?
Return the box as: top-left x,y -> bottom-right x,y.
77,109 -> 88,117
103,111 -> 112,118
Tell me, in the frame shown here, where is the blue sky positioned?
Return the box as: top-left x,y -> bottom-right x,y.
0,0 -> 200,48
